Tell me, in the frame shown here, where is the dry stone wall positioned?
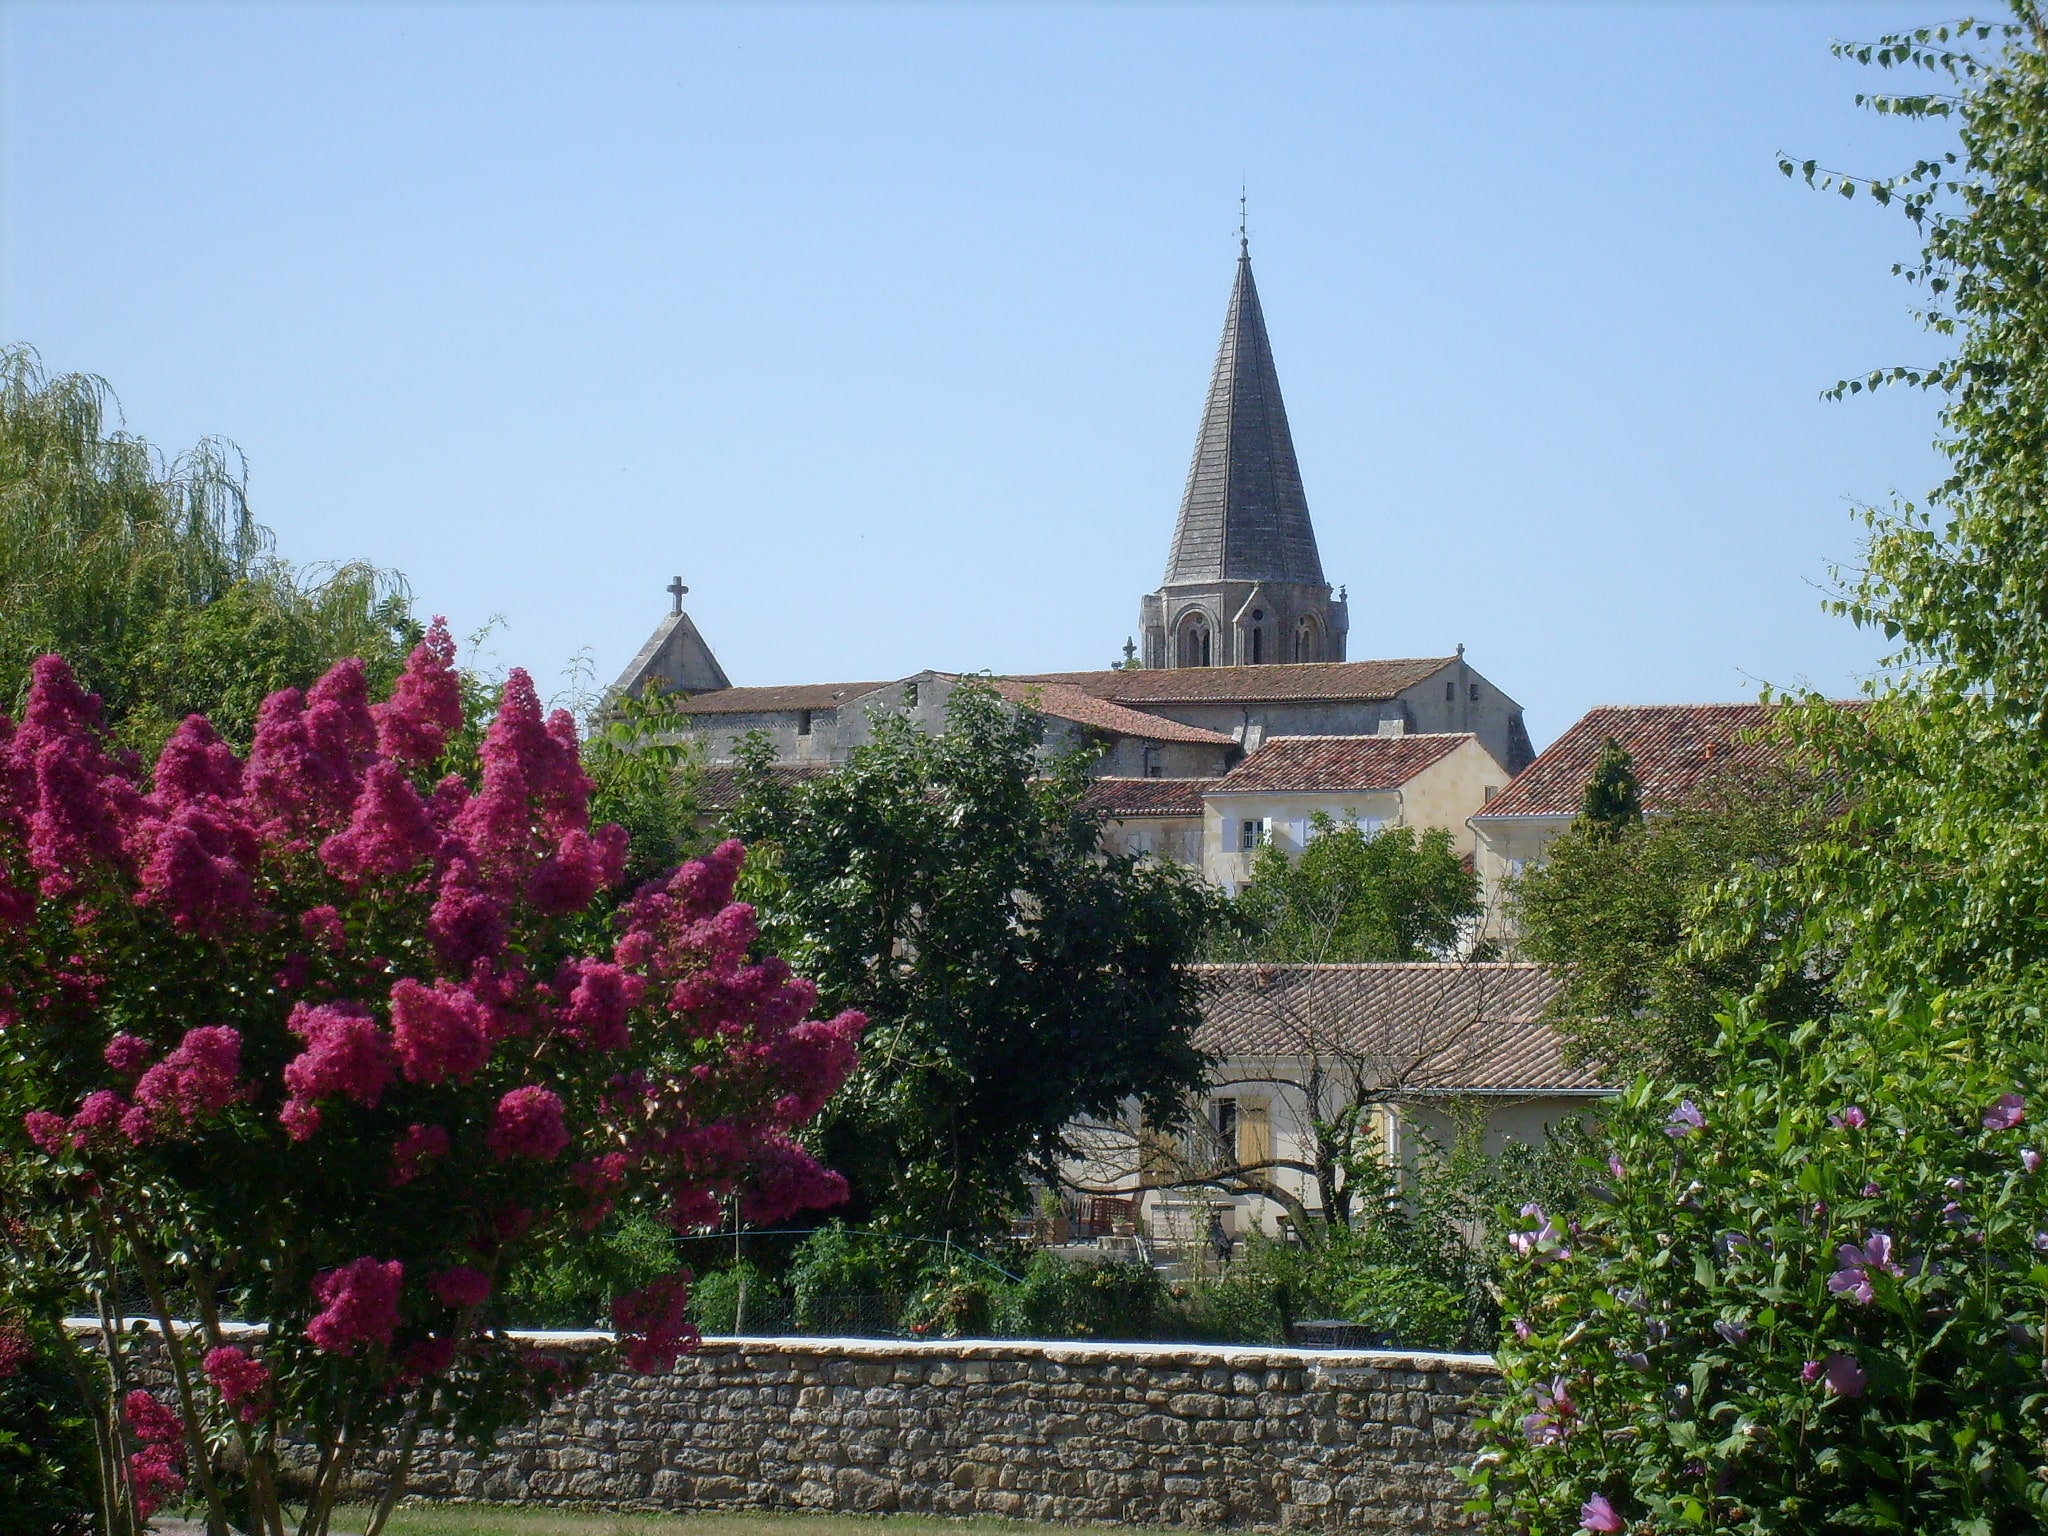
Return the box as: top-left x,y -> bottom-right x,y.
402,1334 -> 1496,1531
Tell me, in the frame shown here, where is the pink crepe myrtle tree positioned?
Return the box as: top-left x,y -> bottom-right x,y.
0,629 -> 862,1536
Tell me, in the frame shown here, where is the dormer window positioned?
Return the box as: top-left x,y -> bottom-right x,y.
1250,627 -> 1263,664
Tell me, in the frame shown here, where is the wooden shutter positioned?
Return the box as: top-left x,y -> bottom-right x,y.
1236,1097 -> 1271,1170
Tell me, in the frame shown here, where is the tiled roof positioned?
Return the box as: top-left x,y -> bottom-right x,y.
1474,703 -> 1806,820
670,682 -> 892,716
1192,963 -> 1603,1094
694,762 -> 832,811
1212,733 -> 1471,794
1016,657 -> 1455,706
1080,777 -> 1219,819
986,679 -> 1236,746
673,658 -> 1459,720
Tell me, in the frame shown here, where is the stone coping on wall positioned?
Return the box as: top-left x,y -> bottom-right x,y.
68,1317 -> 1500,1374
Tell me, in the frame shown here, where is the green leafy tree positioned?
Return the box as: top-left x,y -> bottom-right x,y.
1480,13 -> 2048,1531
1217,817 -> 1478,963
728,680 -> 1222,1241
1579,737 -> 1643,839
0,347 -> 411,751
1513,764 -> 1830,1078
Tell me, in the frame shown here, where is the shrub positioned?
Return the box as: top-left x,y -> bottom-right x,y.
1474,1002 -> 2048,1533
1340,1265 -> 1468,1351
685,1263 -> 785,1335
999,1252 -> 1170,1341
1173,1269 -> 1286,1345
786,1223 -> 922,1330
0,640 -> 862,1536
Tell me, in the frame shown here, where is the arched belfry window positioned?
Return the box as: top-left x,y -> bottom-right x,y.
1177,614 -> 1212,667
1293,615 -> 1320,663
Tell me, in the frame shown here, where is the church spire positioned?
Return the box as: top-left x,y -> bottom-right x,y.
1162,247 -> 1325,589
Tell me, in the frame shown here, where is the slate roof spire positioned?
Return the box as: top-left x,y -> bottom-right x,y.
1163,246 -> 1325,588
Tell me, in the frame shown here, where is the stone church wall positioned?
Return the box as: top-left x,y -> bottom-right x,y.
398,1335 -> 1495,1531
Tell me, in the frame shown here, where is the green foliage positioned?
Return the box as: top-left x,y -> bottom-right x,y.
580,686 -> 707,892
1341,1265 -> 1469,1350
1578,737 -> 1643,839
1216,816 -> 1478,963
0,1324 -> 95,1536
785,1223 -> 925,1325
728,681 -> 1222,1240
497,1214 -> 676,1329
0,346 -> 412,751
1477,1004 -> 2048,1533
996,1252 -> 1169,1342
1514,765 -> 1831,1079
1483,17 -> 2048,1529
685,1263 -> 784,1335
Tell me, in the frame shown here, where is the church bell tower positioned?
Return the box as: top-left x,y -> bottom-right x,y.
1139,241 -> 1346,669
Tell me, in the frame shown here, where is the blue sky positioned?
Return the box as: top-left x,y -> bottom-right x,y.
2,1 -> 1954,748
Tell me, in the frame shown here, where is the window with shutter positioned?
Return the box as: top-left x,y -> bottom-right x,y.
1236,1098 -> 1271,1170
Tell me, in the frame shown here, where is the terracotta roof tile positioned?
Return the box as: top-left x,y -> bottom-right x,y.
1474,704 -> 1809,820
1192,963 -> 1604,1094
985,679 -> 1237,745
1079,777 -> 1219,819
1212,733 -> 1471,794
1015,658 -> 1456,706
675,659 -> 1461,719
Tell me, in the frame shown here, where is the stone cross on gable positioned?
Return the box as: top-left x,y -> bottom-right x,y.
667,576 -> 689,615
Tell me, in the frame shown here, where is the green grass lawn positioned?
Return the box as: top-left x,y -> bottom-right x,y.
337,1507 -> 1084,1536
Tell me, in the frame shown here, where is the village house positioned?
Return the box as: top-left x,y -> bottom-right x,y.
1468,701 -> 1821,942
1063,962 -> 1604,1246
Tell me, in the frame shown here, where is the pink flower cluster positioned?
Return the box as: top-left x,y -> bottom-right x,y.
131,1026 -> 249,1132
1520,1376 -> 1577,1446
488,1085 -> 570,1162
203,1344 -> 272,1423
281,1002 -> 394,1140
124,1389 -> 185,1517
610,1271 -> 697,1374
0,657 -> 134,909
22,1024 -> 248,1151
606,841 -> 865,1223
390,977 -> 488,1085
430,1266 -> 492,1309
5,635 -> 867,1432
0,626 -> 467,943
0,1319 -> 30,1380
375,621 -> 464,764
307,1257 -> 403,1357
389,1122 -> 451,1185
